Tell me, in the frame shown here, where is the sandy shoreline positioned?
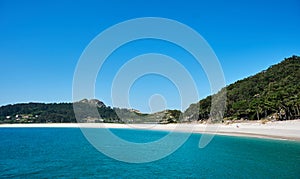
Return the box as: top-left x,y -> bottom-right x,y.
1,120 -> 300,141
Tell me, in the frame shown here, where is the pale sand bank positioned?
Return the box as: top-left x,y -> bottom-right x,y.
1,120 -> 300,141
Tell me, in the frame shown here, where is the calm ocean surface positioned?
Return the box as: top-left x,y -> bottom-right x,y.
0,128 -> 299,178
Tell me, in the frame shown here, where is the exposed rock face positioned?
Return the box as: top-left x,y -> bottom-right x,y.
78,99 -> 106,108
79,99 -> 89,103
89,99 -> 106,108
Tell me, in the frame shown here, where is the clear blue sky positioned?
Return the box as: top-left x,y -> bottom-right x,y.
1,0 -> 299,112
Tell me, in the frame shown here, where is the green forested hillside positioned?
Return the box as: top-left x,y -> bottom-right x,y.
0,100 -> 121,123
0,99 -> 181,124
185,55 -> 300,121
1,56 -> 299,123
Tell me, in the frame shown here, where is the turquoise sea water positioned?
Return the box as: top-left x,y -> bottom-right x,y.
0,128 -> 300,178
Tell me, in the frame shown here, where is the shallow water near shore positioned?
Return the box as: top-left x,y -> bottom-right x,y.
1,128 -> 300,178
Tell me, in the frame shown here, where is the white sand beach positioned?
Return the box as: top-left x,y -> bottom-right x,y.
1,120 -> 300,141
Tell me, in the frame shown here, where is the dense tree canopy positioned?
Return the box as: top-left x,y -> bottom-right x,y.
185,56 -> 300,121
0,100 -> 121,123
0,100 -> 181,124
1,56 -> 299,123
